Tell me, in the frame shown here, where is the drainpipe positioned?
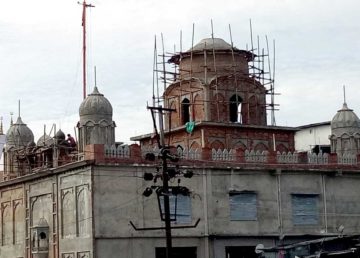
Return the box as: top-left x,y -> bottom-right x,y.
276,170 -> 283,238
203,168 -> 210,258
322,174 -> 328,233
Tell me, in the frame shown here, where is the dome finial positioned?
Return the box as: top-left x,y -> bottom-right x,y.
90,66 -> 99,94
343,85 -> 346,105
94,66 -> 97,88
10,112 -> 13,126
18,99 -> 21,118
91,86 -> 101,95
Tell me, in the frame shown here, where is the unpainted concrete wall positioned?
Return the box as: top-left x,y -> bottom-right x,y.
92,164 -> 360,258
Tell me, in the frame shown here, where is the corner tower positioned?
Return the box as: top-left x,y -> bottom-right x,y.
330,102 -> 360,155
4,116 -> 34,176
78,87 -> 116,152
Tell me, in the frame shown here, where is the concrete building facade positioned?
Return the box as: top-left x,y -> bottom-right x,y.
1,145 -> 360,258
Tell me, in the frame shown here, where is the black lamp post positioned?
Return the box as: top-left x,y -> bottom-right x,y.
131,105 -> 198,258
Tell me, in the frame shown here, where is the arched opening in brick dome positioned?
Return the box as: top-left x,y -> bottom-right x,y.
229,94 -> 242,123
182,98 -> 191,124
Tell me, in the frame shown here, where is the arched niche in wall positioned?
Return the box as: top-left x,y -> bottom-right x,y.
254,142 -> 268,152
329,134 -> 337,152
189,140 -> 201,149
210,139 -> 225,150
30,195 -> 52,246
76,185 -> 90,237
61,188 -> 75,238
340,133 -> 351,153
14,199 -> 24,245
211,93 -> 226,122
232,140 -> 247,151
169,100 -> 178,128
354,133 -> 360,152
276,143 -> 288,153
84,120 -> 95,145
193,93 -> 204,122
2,202 -> 12,245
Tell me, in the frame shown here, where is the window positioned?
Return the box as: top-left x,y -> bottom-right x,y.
160,194 -> 191,224
156,247 -> 197,258
292,194 -> 319,225
182,98 -> 191,124
229,95 -> 242,122
229,192 -> 257,221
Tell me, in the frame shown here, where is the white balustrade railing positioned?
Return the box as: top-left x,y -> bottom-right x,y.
105,144 -> 130,158
244,150 -> 268,163
277,151 -> 298,164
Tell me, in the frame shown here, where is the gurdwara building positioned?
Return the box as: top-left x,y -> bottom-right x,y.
1,38 -> 360,258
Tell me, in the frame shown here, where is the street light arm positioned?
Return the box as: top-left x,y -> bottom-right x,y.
129,218 -> 201,231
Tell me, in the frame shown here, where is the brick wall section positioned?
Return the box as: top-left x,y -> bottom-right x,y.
164,77 -> 267,128
179,52 -> 249,80
85,144 -> 105,163
141,124 -> 295,153
164,49 -> 267,129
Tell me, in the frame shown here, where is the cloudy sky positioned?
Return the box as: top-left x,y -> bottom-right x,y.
0,0 -> 360,147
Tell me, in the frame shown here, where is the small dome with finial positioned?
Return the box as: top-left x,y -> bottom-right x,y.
331,103 -> 360,130
55,129 -> 66,140
330,87 -> 360,155
6,117 -> 34,149
79,87 -> 113,124
331,86 -> 360,134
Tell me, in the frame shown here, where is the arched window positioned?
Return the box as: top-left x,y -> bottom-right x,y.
229,95 -> 242,123
182,98 -> 191,124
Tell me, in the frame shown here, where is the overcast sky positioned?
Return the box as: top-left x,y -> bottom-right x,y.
1,0 -> 360,146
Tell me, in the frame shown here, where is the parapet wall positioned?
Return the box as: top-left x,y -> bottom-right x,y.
85,144 -> 360,170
